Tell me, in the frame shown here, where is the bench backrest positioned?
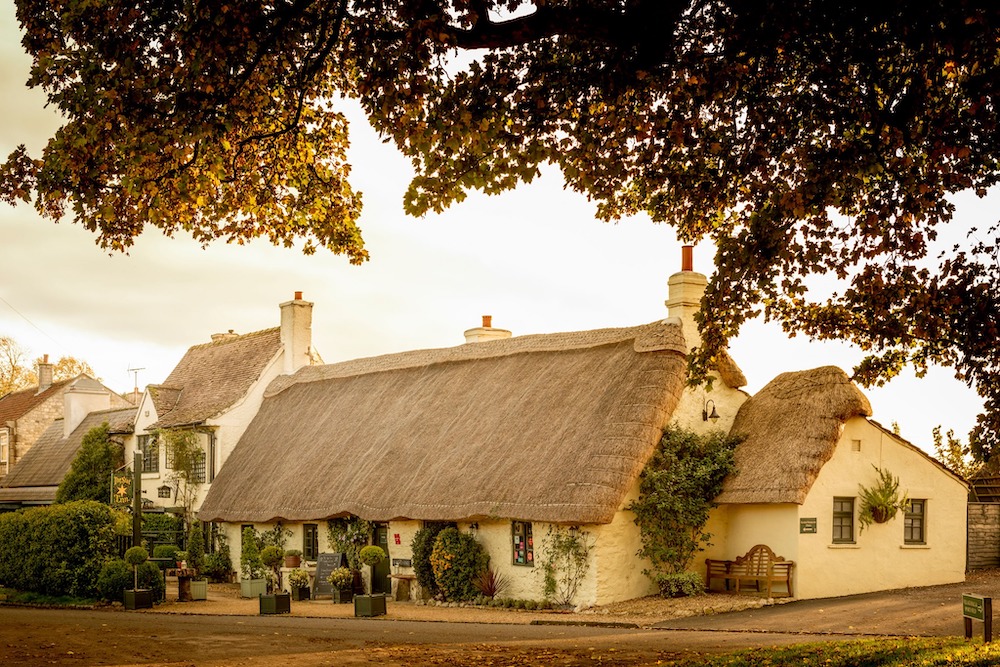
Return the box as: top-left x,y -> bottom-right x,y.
732,544 -> 785,576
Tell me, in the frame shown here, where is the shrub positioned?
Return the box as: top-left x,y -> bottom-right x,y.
327,567 -> 354,589
655,572 -> 705,598
358,545 -> 386,567
288,569 -> 310,589
430,528 -> 488,602
260,545 -> 284,592
241,526 -> 265,580
142,512 -> 183,545
96,559 -> 132,601
201,530 -> 233,582
472,563 -> 509,599
187,523 -> 205,572
539,527 -> 592,606
152,544 -> 179,563
136,561 -> 165,600
325,517 -> 372,570
411,523 -> 451,596
0,501 -> 116,598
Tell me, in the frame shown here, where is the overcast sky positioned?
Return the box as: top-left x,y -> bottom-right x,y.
0,4 -> 989,452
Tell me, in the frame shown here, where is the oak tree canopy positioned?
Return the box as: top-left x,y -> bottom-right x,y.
3,1 -> 1000,457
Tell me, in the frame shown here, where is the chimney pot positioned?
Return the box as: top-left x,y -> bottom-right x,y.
43,354 -> 49,364
482,315 -> 492,328
681,245 -> 694,272
294,291 -> 303,300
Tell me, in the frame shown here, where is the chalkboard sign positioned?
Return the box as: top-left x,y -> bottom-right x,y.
313,552 -> 347,597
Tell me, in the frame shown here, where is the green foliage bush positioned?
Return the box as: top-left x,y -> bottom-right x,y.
411,522 -> 451,596
201,530 -> 233,582
241,526 -> 265,580
136,561 -> 165,599
152,544 -> 179,562
186,523 -> 205,572
55,423 -> 123,504
629,425 -> 741,592
655,572 -> 705,598
0,501 -> 116,598
325,517 -> 372,570
142,512 -> 183,543
96,558 -> 132,601
429,528 -> 488,601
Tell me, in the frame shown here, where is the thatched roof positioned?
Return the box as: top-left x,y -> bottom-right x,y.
199,321 -> 689,525
715,366 -> 872,505
0,406 -> 135,504
149,328 -> 282,429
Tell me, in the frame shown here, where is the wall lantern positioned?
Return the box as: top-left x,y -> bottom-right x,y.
703,399 -> 720,423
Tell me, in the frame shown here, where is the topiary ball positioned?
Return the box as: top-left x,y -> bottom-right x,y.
358,545 -> 386,567
260,545 -> 284,569
124,546 -> 149,566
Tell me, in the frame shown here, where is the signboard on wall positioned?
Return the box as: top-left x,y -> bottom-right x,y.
799,518 -> 817,534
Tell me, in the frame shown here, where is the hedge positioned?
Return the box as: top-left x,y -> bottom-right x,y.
0,501 -> 117,598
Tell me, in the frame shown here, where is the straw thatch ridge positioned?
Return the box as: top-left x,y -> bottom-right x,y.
716,366 -> 872,505
150,328 -> 282,428
199,321 -> 688,524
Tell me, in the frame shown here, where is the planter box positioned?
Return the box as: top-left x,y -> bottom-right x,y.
190,579 -> 208,601
124,589 -> 154,610
260,593 -> 291,615
291,586 -> 311,601
240,578 -> 268,599
332,588 -> 353,604
354,594 -> 386,617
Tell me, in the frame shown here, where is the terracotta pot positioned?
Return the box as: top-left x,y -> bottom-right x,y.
284,555 -> 301,568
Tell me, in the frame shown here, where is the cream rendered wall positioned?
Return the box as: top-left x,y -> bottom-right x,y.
794,417 -> 967,599
588,483 -> 654,605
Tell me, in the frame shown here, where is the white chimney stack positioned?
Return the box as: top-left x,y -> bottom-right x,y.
665,245 -> 708,348
63,377 -> 111,438
464,315 -> 512,343
280,291 -> 314,374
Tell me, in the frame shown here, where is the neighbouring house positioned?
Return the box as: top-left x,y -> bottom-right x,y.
0,358 -> 133,480
126,292 -> 319,515
0,377 -> 136,509
705,366 -> 969,599
198,253 -> 749,606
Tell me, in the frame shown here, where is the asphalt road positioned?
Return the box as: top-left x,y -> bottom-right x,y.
0,606 -> 853,666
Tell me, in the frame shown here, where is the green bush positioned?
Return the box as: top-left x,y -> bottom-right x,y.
142,512 -> 183,544
0,501 -> 116,598
429,528 -> 488,601
241,526 -> 264,580
96,559 -> 132,601
655,571 -> 705,598
136,561 -> 165,600
411,523 -> 451,596
187,523 -> 205,572
152,544 -> 179,562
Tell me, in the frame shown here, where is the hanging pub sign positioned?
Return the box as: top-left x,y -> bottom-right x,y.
111,467 -> 133,511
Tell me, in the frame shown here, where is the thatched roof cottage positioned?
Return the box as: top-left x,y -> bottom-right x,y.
704,366 -> 968,599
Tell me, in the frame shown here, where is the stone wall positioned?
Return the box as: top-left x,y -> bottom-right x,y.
968,503 -> 1000,570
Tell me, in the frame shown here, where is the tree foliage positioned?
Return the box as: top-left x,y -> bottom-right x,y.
933,425 -> 983,478
0,334 -> 96,395
155,428 -> 205,527
55,423 -> 123,504
629,425 -> 740,580
5,2 -> 1000,449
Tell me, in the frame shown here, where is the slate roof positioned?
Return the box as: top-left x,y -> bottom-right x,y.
149,328 -> 283,429
0,378 -> 74,424
0,406 -> 136,504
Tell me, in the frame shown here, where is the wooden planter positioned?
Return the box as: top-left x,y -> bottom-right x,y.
124,589 -> 154,610
284,555 -> 302,568
240,578 -> 268,599
291,586 -> 311,601
332,588 -> 353,604
354,594 -> 386,617
190,579 -> 208,601
260,592 -> 291,615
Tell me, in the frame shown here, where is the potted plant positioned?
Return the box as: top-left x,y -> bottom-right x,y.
259,545 -> 291,614
284,548 -> 302,568
327,566 -> 354,604
239,527 -> 267,598
187,522 -> 208,601
288,568 -> 311,601
859,466 -> 910,531
124,546 -> 154,610
174,550 -> 189,569
354,545 -> 387,617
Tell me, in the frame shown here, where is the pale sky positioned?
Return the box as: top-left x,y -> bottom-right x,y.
0,4 -> 988,452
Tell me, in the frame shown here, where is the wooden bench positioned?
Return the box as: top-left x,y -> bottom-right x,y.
705,544 -> 794,598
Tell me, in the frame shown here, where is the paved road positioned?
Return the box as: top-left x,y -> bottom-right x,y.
0,606 -> 854,666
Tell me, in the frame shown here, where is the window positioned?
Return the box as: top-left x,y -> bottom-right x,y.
0,431 -> 8,475
833,497 -> 855,544
138,434 -> 159,473
303,523 -> 319,561
905,499 -> 926,544
192,449 -> 206,483
512,521 -> 534,566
